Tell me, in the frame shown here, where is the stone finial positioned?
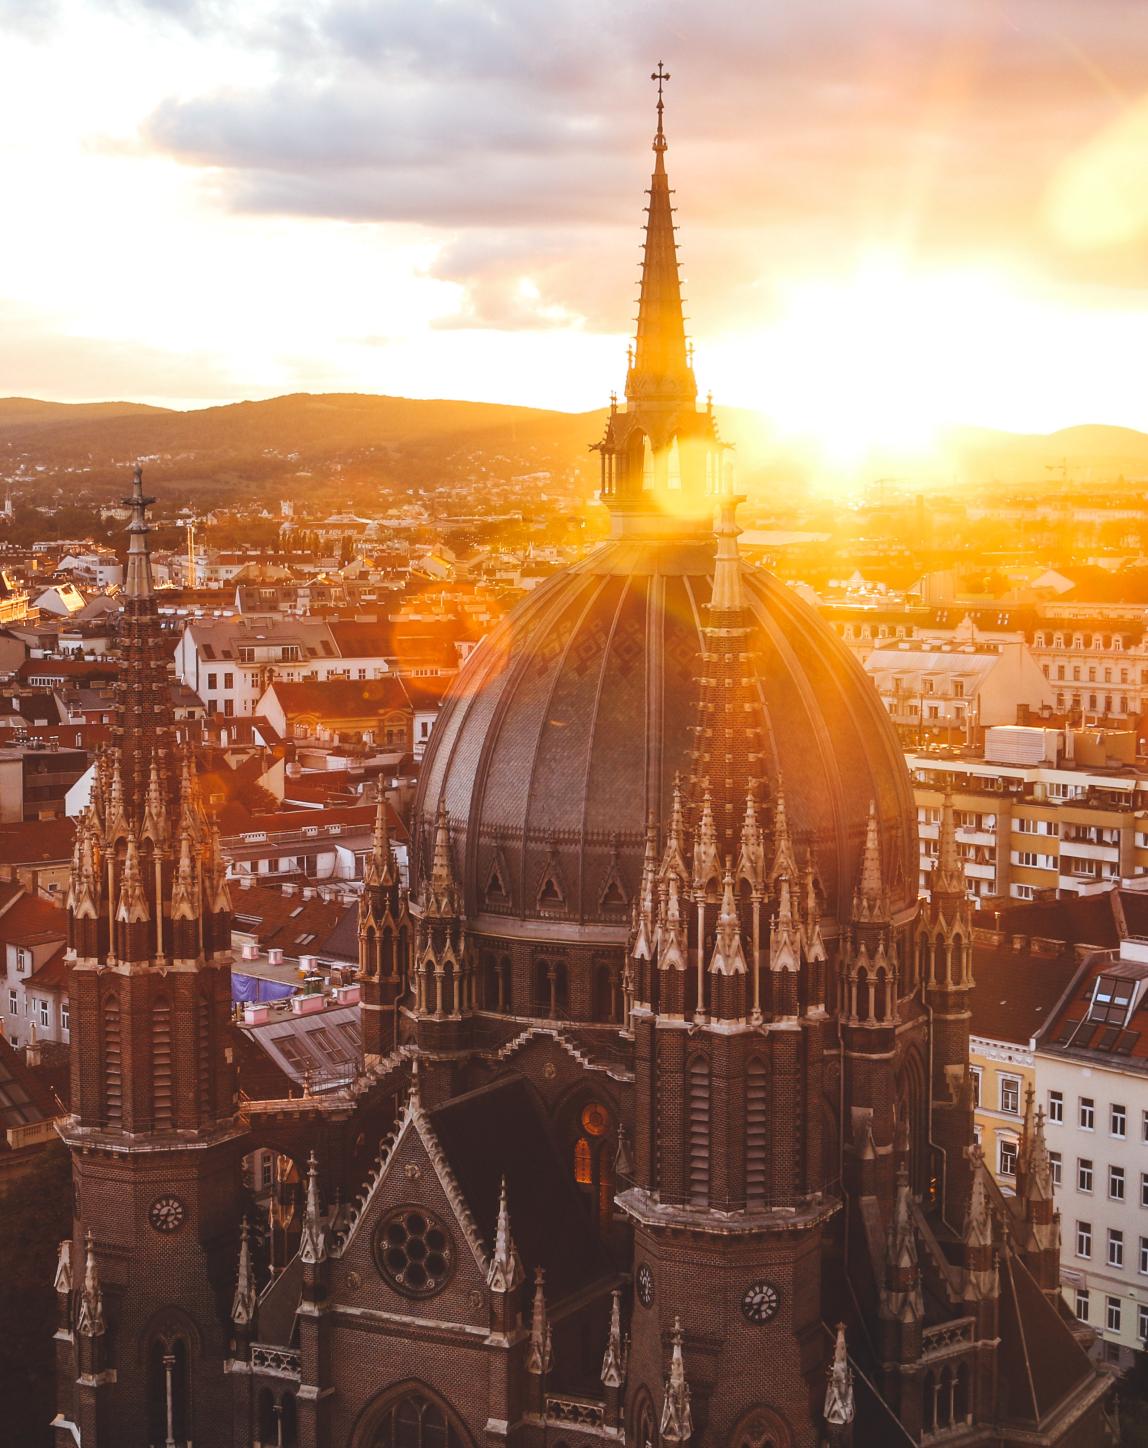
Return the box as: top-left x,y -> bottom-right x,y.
853,800 -> 888,923
935,788 -> 964,897
691,788 -> 720,895
660,774 -> 690,883
525,1267 -> 553,1375
75,1231 -> 104,1337
298,1151 -> 326,1264
601,1287 -> 625,1388
770,783 -> 798,887
54,1238 -> 73,1295
823,1322 -> 855,1427
736,782 -> 765,892
231,1217 -> 257,1327
659,1315 -> 693,1444
486,1176 -> 524,1294
115,832 -> 150,925
709,867 -> 748,976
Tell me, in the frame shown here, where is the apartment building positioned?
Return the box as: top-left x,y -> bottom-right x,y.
969,931 -> 1081,1192
1029,610 -> 1148,722
174,616 -> 392,718
862,639 -> 1054,748
912,726 -> 1148,902
1037,936 -> 1148,1366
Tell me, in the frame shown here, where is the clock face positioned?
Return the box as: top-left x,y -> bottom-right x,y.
741,1280 -> 779,1324
148,1196 -> 186,1234
637,1262 -> 654,1308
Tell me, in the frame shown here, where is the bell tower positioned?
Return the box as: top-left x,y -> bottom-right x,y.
55,466 -> 241,1448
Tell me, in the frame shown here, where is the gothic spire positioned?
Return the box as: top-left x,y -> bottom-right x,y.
600,1287 -> 625,1389
525,1267 -> 553,1375
169,819 -> 199,923
884,1165 -> 923,1323
299,1151 -> 326,1264
691,788 -> 721,895
709,867 -> 748,976
124,462 -> 156,601
75,1231 -> 105,1337
659,774 -> 690,883
231,1217 -> 257,1327
364,788 -> 396,889
935,788 -> 964,898
659,1315 -> 693,1444
424,799 -> 460,916
736,782 -> 765,892
964,1144 -> 993,1250
629,64 -> 694,406
770,782 -> 799,887
486,1176 -> 524,1294
53,1238 -> 72,1296
854,800 -> 888,923
115,833 -> 150,926
823,1323 -> 855,1429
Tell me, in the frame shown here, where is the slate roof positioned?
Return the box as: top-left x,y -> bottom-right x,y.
0,1035 -> 59,1136
971,942 -> 1083,1046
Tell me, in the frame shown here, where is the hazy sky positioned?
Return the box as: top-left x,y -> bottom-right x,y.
3,0 -> 1148,451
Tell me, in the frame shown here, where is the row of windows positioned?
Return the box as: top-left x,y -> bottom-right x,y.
1074,1223 -> 1148,1275
1067,1159 -> 1148,1204
1035,632 -> 1134,653
5,990 -> 63,1029
1044,662 -> 1132,684
1047,1092 -> 1141,1138
1074,1289 -> 1148,1340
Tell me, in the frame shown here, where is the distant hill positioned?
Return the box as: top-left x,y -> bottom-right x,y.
1,393 -> 1145,502
0,398 -> 169,433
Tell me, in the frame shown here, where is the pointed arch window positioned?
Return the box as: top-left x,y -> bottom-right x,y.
572,1099 -> 615,1229
366,1390 -> 468,1448
687,1055 -> 711,1205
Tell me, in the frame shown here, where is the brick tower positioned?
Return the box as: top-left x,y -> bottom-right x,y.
54,466 -> 241,1448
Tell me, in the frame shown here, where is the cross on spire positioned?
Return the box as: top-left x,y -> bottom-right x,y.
651,62 -> 670,150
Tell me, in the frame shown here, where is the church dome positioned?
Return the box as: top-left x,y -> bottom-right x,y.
412,532 -> 919,934
411,91 -> 918,941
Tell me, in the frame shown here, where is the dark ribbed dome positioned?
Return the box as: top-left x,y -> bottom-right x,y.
412,534 -> 919,936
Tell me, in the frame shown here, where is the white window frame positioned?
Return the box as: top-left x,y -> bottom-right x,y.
999,1137 -> 1018,1178
1076,1221 -> 1092,1259
1080,1097 -> 1095,1131
1108,1229 -> 1124,1268
1077,1158 -> 1093,1193
1110,1166 -> 1125,1202
1048,1090 -> 1063,1124
1000,1075 -> 1021,1115
1107,1296 -> 1121,1334
1111,1103 -> 1127,1138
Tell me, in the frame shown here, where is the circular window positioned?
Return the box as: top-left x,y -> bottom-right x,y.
373,1206 -> 454,1297
581,1102 -> 610,1137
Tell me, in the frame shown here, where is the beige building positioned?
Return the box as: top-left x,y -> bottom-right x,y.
912,726 -> 1148,903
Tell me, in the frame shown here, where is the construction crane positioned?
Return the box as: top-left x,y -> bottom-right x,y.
186,521 -> 197,590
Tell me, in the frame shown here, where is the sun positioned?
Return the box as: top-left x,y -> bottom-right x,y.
713,250 -> 1029,490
